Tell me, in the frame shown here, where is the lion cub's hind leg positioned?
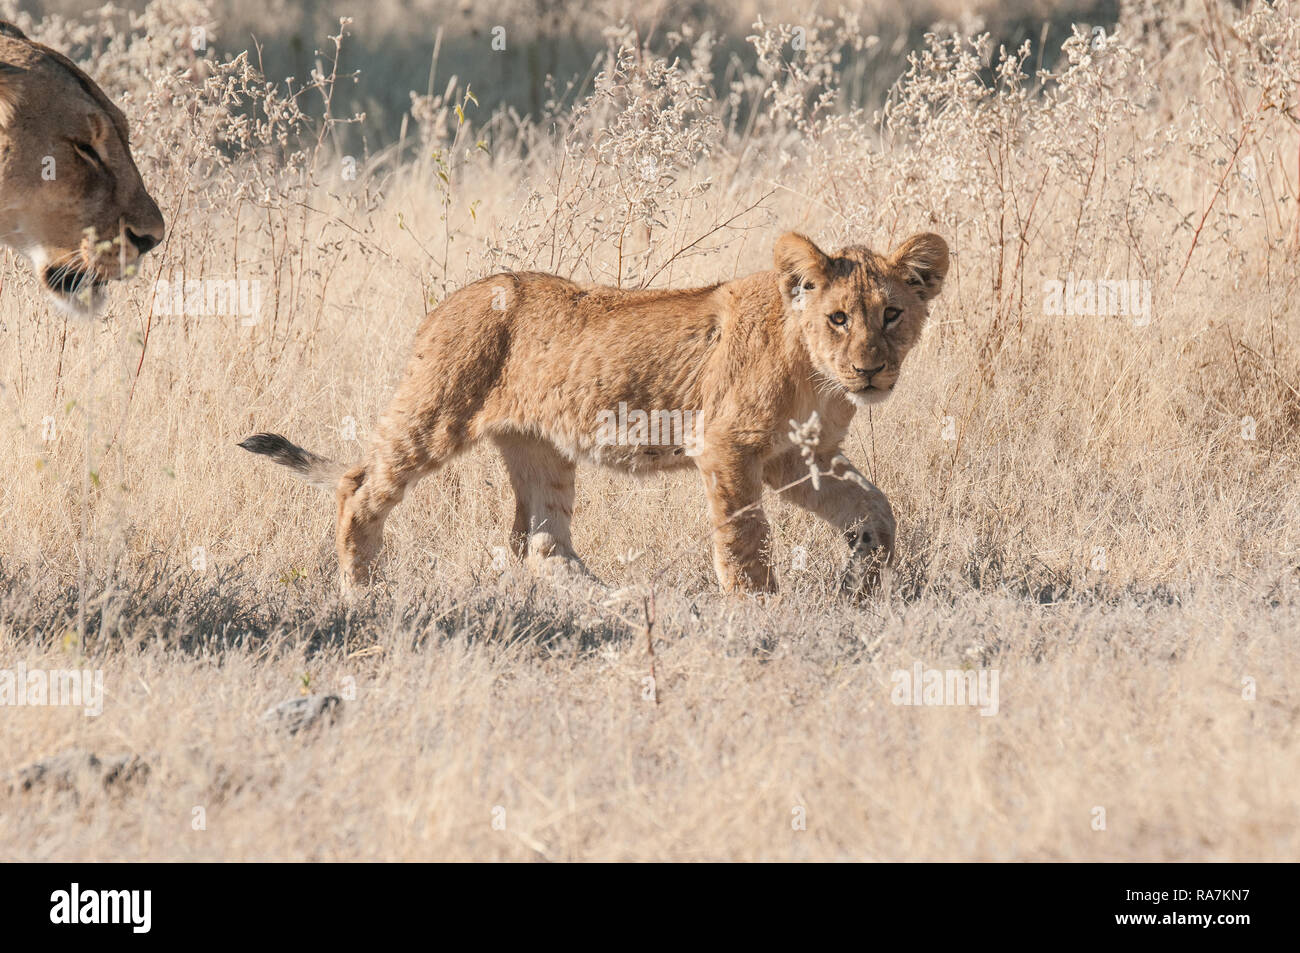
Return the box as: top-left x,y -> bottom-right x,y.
494,432 -> 596,584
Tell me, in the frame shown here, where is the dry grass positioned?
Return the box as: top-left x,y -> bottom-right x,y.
1,0 -> 1299,861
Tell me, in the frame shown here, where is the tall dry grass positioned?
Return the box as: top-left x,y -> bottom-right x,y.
0,0 -> 1298,860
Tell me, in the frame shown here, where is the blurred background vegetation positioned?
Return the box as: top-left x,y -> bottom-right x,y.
13,0 -> 1121,146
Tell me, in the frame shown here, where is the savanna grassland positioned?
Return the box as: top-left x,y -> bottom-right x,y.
1,0 -> 1298,861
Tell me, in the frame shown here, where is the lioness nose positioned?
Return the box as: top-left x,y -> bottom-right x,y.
127,228 -> 159,256
854,362 -> 886,378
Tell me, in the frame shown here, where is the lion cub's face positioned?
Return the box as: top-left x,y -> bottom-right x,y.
776,232 -> 948,407
0,25 -> 165,316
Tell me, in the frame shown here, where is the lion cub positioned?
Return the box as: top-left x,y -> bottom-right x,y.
241,231 -> 948,595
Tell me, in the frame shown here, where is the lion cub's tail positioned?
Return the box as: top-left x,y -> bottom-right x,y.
238,433 -> 347,491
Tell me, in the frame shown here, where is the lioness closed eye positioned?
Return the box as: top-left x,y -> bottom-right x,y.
0,22 -> 165,316
240,230 -> 948,596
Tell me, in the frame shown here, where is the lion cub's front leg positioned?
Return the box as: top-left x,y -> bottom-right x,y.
764,450 -> 896,595
697,450 -> 777,594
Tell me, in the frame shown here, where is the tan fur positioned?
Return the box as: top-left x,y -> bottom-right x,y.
242,231 -> 948,596
0,22 -> 164,315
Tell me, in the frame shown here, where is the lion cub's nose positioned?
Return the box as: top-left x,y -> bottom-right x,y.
854,362 -> 886,379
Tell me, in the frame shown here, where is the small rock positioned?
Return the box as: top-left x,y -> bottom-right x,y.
6,749 -> 149,795
260,693 -> 343,736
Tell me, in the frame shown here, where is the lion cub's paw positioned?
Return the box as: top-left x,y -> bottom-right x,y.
840,528 -> 892,601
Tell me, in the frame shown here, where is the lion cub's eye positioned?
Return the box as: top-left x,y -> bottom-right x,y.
883,307 -> 903,326
828,311 -> 849,327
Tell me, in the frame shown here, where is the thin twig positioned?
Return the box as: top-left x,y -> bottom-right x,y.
642,592 -> 658,706
641,189 -> 775,288
1175,122 -> 1252,291
1238,341 -> 1300,402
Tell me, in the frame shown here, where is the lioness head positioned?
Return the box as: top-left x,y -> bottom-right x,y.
0,22 -> 164,316
776,231 -> 948,407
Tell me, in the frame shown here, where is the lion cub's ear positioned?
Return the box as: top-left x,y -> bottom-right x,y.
891,232 -> 949,301
774,232 -> 831,297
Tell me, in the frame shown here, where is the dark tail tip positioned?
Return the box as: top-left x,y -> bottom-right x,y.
238,432 -> 320,474
239,432 -> 342,490
238,432 -> 294,458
